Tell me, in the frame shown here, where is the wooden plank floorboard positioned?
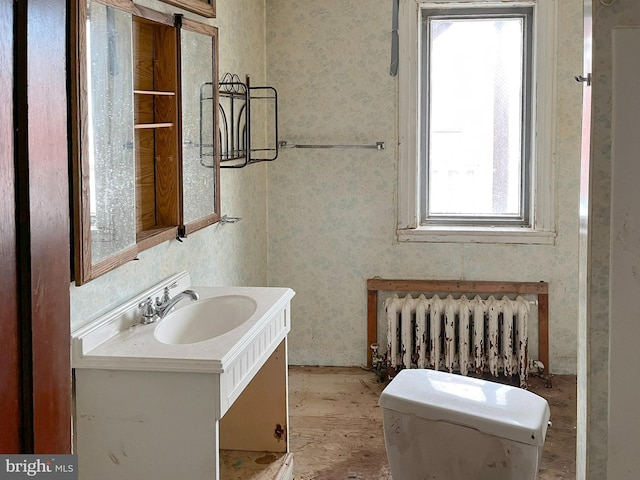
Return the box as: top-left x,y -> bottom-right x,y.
288,366 -> 576,480
289,367 -> 389,480
220,450 -> 293,479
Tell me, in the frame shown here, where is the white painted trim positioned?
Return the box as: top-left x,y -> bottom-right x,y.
397,0 -> 420,230
396,0 -> 558,241
530,0 -> 558,235
398,226 -> 556,244
412,0 -> 539,8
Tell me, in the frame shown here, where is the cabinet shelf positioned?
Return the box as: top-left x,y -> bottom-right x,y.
133,13 -> 180,236
134,89 -> 176,96
134,122 -> 174,129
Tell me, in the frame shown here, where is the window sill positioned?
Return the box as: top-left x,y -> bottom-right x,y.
397,226 -> 556,245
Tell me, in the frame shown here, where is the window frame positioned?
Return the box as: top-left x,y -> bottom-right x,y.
396,0 -> 557,245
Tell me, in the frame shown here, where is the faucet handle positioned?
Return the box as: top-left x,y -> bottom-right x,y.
138,297 -> 158,324
158,282 -> 179,305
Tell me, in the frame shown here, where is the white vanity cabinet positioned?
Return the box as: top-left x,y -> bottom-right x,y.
72,273 -> 294,480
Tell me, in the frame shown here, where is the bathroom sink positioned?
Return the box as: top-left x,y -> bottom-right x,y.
154,295 -> 257,345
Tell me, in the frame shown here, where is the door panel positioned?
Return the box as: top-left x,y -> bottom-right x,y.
26,0 -> 71,453
0,0 -> 21,453
2,0 -> 72,453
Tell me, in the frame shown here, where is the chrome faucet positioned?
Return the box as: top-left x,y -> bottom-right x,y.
137,284 -> 199,324
138,297 -> 158,325
155,288 -> 199,319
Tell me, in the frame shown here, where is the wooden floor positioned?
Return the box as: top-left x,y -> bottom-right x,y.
288,366 -> 577,480
220,450 -> 293,479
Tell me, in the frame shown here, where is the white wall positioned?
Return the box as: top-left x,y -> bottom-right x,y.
70,0 -> 269,331
266,0 -> 583,373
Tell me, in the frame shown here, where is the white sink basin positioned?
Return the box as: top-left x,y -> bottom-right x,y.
71,275 -> 295,376
154,295 -> 257,345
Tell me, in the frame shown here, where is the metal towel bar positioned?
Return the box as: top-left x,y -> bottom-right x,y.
279,141 -> 385,150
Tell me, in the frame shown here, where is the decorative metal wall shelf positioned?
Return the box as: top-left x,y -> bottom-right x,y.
198,82 -> 216,168
216,73 -> 279,168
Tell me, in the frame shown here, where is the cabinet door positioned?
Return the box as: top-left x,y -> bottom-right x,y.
73,0 -> 140,284
88,2 -> 137,263
73,1 -> 181,284
179,18 -> 220,235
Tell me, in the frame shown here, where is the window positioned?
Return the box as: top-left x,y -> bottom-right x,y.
397,0 -> 556,244
422,7 -> 532,224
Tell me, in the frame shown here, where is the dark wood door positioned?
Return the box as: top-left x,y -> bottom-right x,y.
22,0 -> 71,453
0,0 -> 21,453
1,0 -> 71,453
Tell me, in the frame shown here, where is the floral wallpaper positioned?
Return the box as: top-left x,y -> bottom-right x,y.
71,0 -> 584,372
266,0 -> 584,371
71,0 -> 586,391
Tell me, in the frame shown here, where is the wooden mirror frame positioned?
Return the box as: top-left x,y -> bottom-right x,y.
71,0 -> 147,285
159,0 -> 215,18
177,17 -> 221,236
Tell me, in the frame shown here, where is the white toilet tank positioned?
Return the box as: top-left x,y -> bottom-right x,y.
379,369 -> 550,480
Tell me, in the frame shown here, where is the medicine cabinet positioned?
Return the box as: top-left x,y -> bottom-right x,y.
71,0 -> 220,285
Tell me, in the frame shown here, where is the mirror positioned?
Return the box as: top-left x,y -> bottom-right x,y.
86,1 -> 136,264
179,19 -> 220,233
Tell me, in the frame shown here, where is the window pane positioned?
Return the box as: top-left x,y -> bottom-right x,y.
427,16 -> 524,218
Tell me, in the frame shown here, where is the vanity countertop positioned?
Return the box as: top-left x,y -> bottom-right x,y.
72,279 -> 294,374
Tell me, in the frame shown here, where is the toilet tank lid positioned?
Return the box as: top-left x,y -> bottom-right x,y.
379,369 -> 550,446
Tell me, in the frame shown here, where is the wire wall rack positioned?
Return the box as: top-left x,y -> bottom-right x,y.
216,73 -> 279,168
197,82 -> 216,168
